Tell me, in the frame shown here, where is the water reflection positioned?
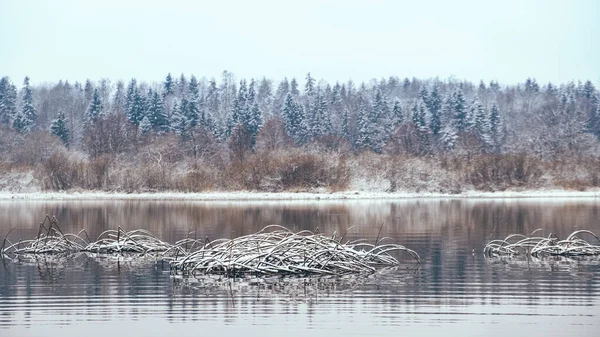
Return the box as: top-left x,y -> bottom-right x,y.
0,198 -> 599,337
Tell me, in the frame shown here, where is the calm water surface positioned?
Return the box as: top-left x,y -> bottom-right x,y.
1,198 -> 599,337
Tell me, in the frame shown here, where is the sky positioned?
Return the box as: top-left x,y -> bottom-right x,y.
0,0 -> 598,86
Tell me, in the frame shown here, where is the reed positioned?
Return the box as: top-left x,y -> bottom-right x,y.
484,229 -> 600,257
169,225 -> 420,277
1,217 -> 420,278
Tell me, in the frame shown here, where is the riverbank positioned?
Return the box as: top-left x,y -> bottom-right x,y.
1,189 -> 600,200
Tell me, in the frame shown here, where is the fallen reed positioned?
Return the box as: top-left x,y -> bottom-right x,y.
1,217 -> 420,278
484,229 -> 600,257
169,225 -> 420,277
1,215 -> 179,260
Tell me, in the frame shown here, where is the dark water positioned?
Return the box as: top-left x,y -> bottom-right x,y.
1,198 -> 599,337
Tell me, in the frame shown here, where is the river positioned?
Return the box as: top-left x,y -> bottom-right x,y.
1,198 -> 599,336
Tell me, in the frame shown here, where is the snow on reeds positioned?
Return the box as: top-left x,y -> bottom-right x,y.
0,216 -> 176,259
1,217 -> 420,277
169,225 -> 420,277
484,229 -> 600,257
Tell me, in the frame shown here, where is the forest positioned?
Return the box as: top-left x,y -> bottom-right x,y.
0,72 -> 599,193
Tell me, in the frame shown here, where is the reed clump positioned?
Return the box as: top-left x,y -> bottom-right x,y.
169,225 -> 420,277
484,229 -> 600,257
1,215 -> 178,260
1,217 -> 420,278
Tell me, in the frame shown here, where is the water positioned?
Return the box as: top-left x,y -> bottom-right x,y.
1,198 -> 599,337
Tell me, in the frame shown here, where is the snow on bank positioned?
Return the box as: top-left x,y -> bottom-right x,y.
1,189 -> 600,201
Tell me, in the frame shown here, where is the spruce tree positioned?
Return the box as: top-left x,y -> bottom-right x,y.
84,79 -> 94,103
177,74 -> 188,96
50,111 -> 70,147
170,101 -> 188,137
282,93 -> 300,141
391,98 -> 403,126
309,90 -> 331,138
85,88 -> 103,126
489,102 -> 503,151
471,98 -> 490,145
164,73 -> 174,96
304,73 -> 315,97
429,85 -> 442,135
147,91 -> 169,132
127,88 -> 146,125
125,79 -> 137,113
189,75 -> 199,99
18,76 -> 36,132
290,78 -> 300,97
341,108 -> 350,141
452,88 -> 468,132
112,81 -> 126,115
139,116 -> 152,135
356,99 -> 372,150
0,77 -> 17,126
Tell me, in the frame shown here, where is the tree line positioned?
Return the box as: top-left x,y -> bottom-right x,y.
0,72 -> 599,192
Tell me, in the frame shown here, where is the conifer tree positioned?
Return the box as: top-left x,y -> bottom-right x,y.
17,76 -> 36,132
164,73 -> 174,96
139,116 -> 152,135
341,108 -> 350,141
452,88 -> 468,132
85,88 -> 103,126
189,75 -> 199,99
0,77 -> 17,126
356,99 -> 372,150
305,73 -> 315,97
84,79 -> 94,103
112,81 -> 126,115
391,98 -> 403,126
309,90 -> 331,138
127,88 -> 145,125
471,98 -> 490,145
282,92 -> 304,143
170,101 -> 188,137
290,78 -> 300,97
147,91 -> 169,132
489,102 -> 502,151
125,79 -> 137,113
50,111 -> 70,147
177,74 -> 188,96
429,85 -> 442,135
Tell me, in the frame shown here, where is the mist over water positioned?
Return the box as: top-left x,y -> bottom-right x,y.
1,198 -> 599,337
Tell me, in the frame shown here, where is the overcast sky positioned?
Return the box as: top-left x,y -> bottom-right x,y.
1,0 -> 598,86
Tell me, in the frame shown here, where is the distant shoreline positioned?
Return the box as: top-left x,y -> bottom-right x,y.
1,189 -> 600,201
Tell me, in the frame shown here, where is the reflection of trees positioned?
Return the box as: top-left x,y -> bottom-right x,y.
1,199 -> 599,307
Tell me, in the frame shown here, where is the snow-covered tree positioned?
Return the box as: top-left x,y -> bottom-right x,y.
340,108 -> 350,141
452,88 -> 468,132
281,92 -> 306,144
304,73 -> 315,97
489,102 -> 503,152
147,91 -> 169,132
85,88 -> 103,126
50,111 -> 70,147
0,76 -> 17,126
307,90 -> 332,139
112,81 -> 126,115
290,78 -> 300,97
356,98 -> 372,150
472,98 -> 490,146
126,87 -> 146,125
138,115 -> 152,135
391,98 -> 403,126
16,76 -> 36,132
163,73 -> 174,96
428,85 -> 442,135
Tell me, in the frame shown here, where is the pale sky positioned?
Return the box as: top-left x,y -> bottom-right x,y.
1,0 -> 598,86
